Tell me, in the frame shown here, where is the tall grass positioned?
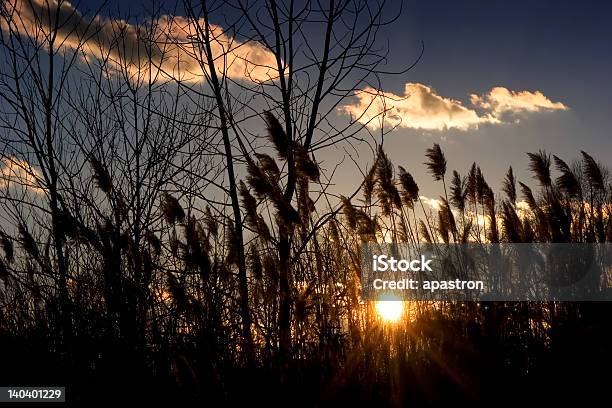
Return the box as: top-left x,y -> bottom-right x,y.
1,137 -> 611,404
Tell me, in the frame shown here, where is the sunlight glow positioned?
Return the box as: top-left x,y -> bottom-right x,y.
375,300 -> 404,322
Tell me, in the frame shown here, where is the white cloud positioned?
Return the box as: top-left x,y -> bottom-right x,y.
341,83 -> 567,131
1,0 -> 279,84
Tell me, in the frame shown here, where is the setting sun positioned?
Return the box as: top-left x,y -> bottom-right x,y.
375,300 -> 404,322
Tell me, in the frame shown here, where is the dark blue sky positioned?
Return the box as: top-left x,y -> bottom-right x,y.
91,0 -> 612,128
85,0 -> 612,197
389,0 -> 612,114
340,0 -> 612,197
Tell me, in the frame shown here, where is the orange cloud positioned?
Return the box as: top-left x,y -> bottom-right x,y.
419,195 -> 443,211
341,84 -> 499,131
1,0 -> 279,84
341,83 -> 567,131
0,157 -> 44,194
470,87 -> 568,116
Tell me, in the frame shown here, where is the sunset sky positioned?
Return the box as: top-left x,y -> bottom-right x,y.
5,0 -> 612,200
97,0 -> 612,197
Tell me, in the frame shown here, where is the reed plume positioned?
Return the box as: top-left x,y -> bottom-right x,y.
553,155 -> 581,198
501,201 -> 523,242
398,165 -> 419,208
239,180 -> 259,231
519,181 -> 549,240
483,184 -> 499,243
461,219 -> 473,243
437,198 -> 455,243
375,147 -> 401,216
18,223 -> 38,258
527,150 -> 552,187
502,167 -> 517,204
247,157 -> 299,228
450,170 -> 467,212
363,161 -> 377,204
145,230 -> 162,257
293,144 -> 320,183
0,259 -> 7,281
0,231 -> 14,263
519,182 -> 538,212
89,156 -> 112,194
581,150 -> 605,192
246,160 -> 276,199
248,244 -> 263,281
162,193 -> 185,224
204,206 -> 218,238
419,219 -> 432,243
467,163 -> 478,205
341,196 -> 358,231
424,143 -> 447,181
264,111 -> 290,160
255,153 -> 281,183
356,211 -> 378,239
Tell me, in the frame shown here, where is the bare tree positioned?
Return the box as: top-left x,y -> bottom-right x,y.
0,0 -> 106,353
180,0 -> 411,364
